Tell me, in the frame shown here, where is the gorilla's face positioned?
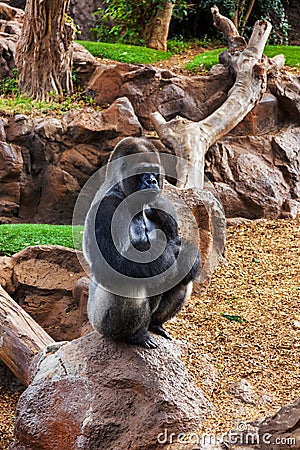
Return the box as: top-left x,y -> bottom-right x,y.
121,163 -> 162,201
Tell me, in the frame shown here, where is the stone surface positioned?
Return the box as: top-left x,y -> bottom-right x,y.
72,41 -> 97,85
232,397 -> 300,449
69,0 -> 103,41
255,397 -> 300,449
205,133 -> 300,219
228,379 -> 256,405
0,2 -> 23,78
0,245 -> 90,341
88,63 -> 234,129
11,332 -> 213,450
0,98 -> 142,223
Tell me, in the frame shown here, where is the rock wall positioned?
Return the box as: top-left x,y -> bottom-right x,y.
0,98 -> 142,224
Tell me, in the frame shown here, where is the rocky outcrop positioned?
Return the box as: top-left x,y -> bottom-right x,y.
255,398 -> 300,449
0,245 -> 91,341
0,98 -> 142,223
87,63 -> 233,129
11,333 -> 213,450
227,397 -> 300,449
205,126 -> 300,219
0,2 -> 23,78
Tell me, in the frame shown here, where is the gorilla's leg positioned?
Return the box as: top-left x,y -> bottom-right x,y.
88,281 -> 158,349
149,281 -> 193,340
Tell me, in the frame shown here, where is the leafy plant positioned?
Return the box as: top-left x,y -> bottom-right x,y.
199,0 -> 290,44
0,68 -> 19,95
221,312 -> 244,323
167,36 -> 189,54
91,0 -> 191,46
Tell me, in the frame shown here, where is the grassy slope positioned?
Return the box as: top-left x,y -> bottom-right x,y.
0,224 -> 75,256
186,45 -> 300,71
78,40 -> 171,64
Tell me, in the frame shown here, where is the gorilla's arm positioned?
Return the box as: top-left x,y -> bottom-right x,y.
85,194 -> 179,285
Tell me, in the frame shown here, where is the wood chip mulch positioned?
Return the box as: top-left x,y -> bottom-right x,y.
167,215 -> 300,432
0,216 -> 299,447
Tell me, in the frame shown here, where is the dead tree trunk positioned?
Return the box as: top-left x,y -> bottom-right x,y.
0,286 -> 54,386
144,0 -> 174,52
16,0 -> 75,101
151,7 -> 274,189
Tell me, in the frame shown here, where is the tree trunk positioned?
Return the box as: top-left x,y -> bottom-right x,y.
151,7 -> 276,189
0,286 -> 54,386
145,0 -> 174,52
16,0 -> 75,101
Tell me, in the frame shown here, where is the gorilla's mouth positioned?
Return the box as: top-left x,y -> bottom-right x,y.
140,186 -> 160,194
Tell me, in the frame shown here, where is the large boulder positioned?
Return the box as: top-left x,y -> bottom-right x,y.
227,397 -> 300,449
205,127 -> 300,219
11,333 -> 213,450
87,63 -> 233,129
69,0 -> 103,41
0,245 -> 90,341
255,398 -> 300,449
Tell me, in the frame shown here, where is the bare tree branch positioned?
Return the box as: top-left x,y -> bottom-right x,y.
151,7 -> 272,189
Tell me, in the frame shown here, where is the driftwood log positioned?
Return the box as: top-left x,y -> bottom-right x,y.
0,286 -> 54,386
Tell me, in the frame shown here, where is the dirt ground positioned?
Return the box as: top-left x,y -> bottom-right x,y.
167,216 -> 300,434
1,216 -> 299,448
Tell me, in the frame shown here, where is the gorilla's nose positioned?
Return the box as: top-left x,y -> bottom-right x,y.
146,174 -> 158,188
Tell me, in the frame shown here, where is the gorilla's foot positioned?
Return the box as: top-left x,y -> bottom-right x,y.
125,328 -> 158,349
149,323 -> 172,340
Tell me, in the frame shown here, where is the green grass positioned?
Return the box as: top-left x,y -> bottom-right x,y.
0,224 -> 77,256
78,40 -> 171,64
0,92 -> 97,116
186,45 -> 300,72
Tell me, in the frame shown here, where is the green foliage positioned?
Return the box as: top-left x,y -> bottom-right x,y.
198,0 -> 289,44
0,88 -> 96,116
0,68 -> 19,95
91,0 -> 191,45
0,224 -> 76,256
167,36 -> 189,54
221,312 -> 244,323
186,45 -> 300,72
78,40 -> 171,64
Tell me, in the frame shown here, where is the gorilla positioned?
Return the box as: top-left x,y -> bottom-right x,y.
83,137 -> 201,349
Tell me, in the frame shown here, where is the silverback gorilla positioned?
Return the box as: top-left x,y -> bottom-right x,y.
83,137 -> 201,348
